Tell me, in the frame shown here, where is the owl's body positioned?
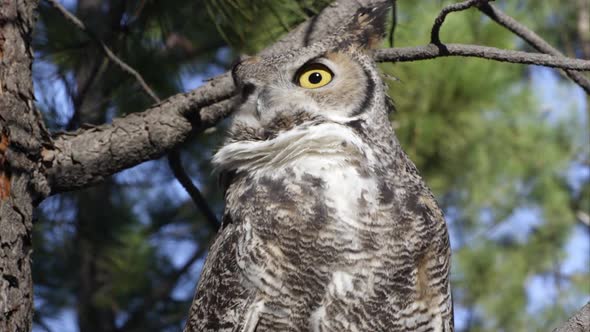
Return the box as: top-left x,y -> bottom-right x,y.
185,5 -> 452,332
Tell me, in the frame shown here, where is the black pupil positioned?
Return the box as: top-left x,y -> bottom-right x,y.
309,72 -> 322,84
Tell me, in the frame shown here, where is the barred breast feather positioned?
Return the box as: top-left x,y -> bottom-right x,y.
185,117 -> 452,332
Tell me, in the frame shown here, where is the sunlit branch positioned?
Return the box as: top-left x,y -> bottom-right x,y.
477,2 -> 590,93
375,44 -> 590,70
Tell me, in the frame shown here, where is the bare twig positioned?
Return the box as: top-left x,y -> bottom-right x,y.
388,0 -> 397,47
431,0 -> 492,44
375,44 -> 590,70
429,0 -> 589,92
476,2 -> 590,94
428,0 -> 589,92
67,59 -> 107,130
45,0 -> 161,102
168,150 -> 219,230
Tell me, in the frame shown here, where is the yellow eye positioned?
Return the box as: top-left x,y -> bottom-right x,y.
296,64 -> 333,89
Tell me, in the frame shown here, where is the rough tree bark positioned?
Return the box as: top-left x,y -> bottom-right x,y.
0,0 -> 588,330
552,302 -> 590,332
0,0 -> 50,331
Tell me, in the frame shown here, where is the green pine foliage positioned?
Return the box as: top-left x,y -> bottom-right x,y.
203,0 -> 331,53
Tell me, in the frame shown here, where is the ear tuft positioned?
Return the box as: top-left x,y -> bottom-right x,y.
342,1 -> 390,50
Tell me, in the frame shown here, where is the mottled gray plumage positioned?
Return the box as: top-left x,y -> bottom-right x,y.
184,4 -> 453,332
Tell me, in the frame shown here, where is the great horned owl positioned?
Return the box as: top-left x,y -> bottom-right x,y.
184,4 -> 453,332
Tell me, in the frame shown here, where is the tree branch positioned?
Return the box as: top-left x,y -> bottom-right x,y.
388,0 -> 397,47
168,150 -> 219,230
45,0 -> 161,102
552,302 -> 590,332
44,76 -> 236,194
375,44 -> 590,70
429,0 -> 590,93
431,0 -> 491,45
46,0 -> 225,222
476,2 -> 590,93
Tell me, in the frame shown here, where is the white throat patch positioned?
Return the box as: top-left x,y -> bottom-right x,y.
212,121 -> 368,173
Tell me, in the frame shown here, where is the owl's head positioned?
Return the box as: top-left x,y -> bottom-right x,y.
214,4 -> 393,173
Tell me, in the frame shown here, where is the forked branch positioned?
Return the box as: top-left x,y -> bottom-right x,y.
45,0 -> 219,227
45,0 -> 160,102
429,0 -> 590,93
476,2 -> 590,93
431,0 -> 491,45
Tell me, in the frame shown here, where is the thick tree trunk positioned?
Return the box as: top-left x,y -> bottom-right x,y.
0,0 -> 48,331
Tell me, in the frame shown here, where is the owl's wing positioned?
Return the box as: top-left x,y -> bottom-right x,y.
183,214 -> 256,332
409,189 -> 454,331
